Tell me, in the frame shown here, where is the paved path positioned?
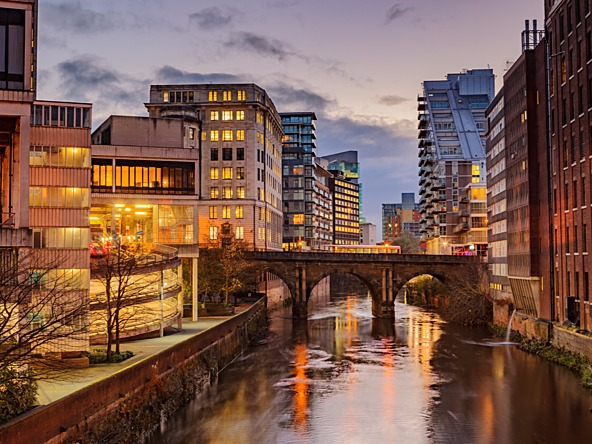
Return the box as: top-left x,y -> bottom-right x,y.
36,316 -> 231,405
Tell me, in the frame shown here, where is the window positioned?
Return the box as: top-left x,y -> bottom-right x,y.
163,91 -> 169,102
235,205 -> 244,219
222,186 -> 232,199
0,8 -> 25,90
210,187 -> 219,199
223,91 -> 232,101
236,167 -> 245,180
209,226 -> 218,239
210,167 -> 219,180
209,206 -> 217,219
222,110 -> 233,120
210,130 -> 219,142
211,148 -> 218,161
29,187 -> 89,208
222,167 -> 233,179
236,226 -> 244,240
208,91 -> 218,101
222,130 -> 233,141
237,148 -> 245,160
210,111 -> 219,121
237,90 -> 246,101
222,147 -> 232,161
30,146 -> 90,168
236,110 -> 245,121
236,130 -> 245,141
236,186 -> 245,199
258,227 -> 265,241
189,128 -> 195,140
222,206 -> 231,219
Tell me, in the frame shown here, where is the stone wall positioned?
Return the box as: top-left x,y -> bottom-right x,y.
551,328 -> 592,361
0,299 -> 268,444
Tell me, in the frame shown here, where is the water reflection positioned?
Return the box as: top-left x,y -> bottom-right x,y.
147,293 -> 592,444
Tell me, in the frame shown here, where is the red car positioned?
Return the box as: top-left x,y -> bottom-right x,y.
89,242 -> 109,258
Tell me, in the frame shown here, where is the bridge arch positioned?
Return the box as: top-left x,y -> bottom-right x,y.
247,251 -> 479,319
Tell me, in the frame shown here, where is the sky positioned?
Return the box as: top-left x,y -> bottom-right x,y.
37,0 -> 544,233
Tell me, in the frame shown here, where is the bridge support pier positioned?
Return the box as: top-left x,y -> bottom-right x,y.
292,266 -> 308,319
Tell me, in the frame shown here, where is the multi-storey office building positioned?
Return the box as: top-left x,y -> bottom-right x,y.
146,84 -> 284,251
486,89 -> 512,313
281,112 -> 332,250
547,0 -> 592,327
360,222 -> 376,245
328,173 -> 360,245
418,69 -> 494,255
320,150 -> 363,221
382,193 -> 421,243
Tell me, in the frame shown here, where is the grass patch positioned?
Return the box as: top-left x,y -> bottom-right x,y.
519,338 -> 592,390
88,349 -> 134,364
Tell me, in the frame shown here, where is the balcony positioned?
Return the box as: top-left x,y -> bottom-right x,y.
453,222 -> 470,233
418,128 -> 429,139
418,114 -> 429,129
432,179 -> 446,189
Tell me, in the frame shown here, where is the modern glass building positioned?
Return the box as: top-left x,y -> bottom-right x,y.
417,69 -> 494,255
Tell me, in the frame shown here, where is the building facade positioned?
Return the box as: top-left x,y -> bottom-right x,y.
320,150 -> 363,221
328,173 -> 360,245
382,193 -> 421,243
547,0 -> 592,327
146,84 -> 284,251
360,222 -> 376,245
418,69 -> 494,255
280,112 -> 332,250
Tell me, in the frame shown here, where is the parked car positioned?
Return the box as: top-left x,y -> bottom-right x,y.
89,242 -> 109,258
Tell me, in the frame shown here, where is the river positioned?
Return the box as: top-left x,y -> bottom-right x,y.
147,293 -> 592,443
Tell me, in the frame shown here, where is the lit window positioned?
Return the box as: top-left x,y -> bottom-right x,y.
236,186 -> 245,199
236,130 -> 245,141
235,205 -> 244,219
256,112 -> 264,124
222,205 -> 231,219
223,186 -> 233,199
293,214 -> 304,225
210,111 -> 219,121
236,226 -> 244,239
201,131 -> 206,141
222,110 -> 233,120
260,188 -> 265,201
223,90 -> 232,101
209,226 -> 218,239
222,167 -> 233,179
210,187 -> 219,199
208,91 -> 218,102
236,167 -> 245,180
258,227 -> 265,241
163,91 -> 169,102
222,130 -> 233,141
237,90 -> 246,101
210,167 -> 219,180
210,130 -> 219,142
189,128 -> 195,140
236,110 -> 245,120
209,206 -> 217,219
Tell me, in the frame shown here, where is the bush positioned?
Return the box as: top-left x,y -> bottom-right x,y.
88,349 -> 134,364
0,367 -> 38,425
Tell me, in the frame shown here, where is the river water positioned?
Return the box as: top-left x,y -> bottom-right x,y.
147,293 -> 592,444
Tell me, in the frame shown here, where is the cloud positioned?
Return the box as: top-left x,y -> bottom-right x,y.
189,7 -> 234,30
378,95 -> 410,106
154,66 -> 244,84
41,1 -> 116,34
54,55 -> 148,126
385,4 -> 413,24
224,32 -> 293,61
266,83 -> 335,113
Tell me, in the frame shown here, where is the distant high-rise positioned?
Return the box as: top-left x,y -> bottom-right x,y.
280,112 -> 332,250
417,69 -> 494,255
382,193 -> 420,243
320,150 -> 364,222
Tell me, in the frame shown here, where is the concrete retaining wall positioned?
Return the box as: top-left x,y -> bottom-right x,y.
0,299 -> 268,444
551,328 -> 592,361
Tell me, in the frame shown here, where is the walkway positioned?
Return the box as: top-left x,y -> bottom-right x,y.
36,316 -> 234,405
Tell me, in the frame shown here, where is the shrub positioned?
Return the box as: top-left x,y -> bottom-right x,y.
88,349 -> 134,364
0,367 -> 38,425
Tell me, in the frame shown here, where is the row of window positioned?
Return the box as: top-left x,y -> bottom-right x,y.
210,167 -> 244,180
211,147 -> 244,161
209,205 -> 244,220
163,90 -> 248,104
32,227 -> 90,249
210,110 -> 245,121
31,104 -> 91,128
209,225 -> 245,240
210,186 -> 245,199
30,187 -> 89,208
206,129 -> 245,142
30,146 -> 91,168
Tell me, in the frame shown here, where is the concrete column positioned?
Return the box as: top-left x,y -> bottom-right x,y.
382,269 -> 387,302
292,266 -> 308,319
388,268 -> 393,303
177,262 -> 183,329
192,257 -> 199,322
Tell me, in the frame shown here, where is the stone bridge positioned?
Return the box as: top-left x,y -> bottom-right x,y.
247,251 -> 481,318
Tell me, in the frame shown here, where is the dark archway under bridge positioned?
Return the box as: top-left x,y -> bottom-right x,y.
246,251 -> 481,318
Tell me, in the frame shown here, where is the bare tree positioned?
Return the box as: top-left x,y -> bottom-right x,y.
440,263 -> 492,325
0,248 -> 89,422
90,244 -> 164,361
391,231 -> 423,253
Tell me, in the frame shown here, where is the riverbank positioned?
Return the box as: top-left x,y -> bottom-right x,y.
1,299 -> 268,444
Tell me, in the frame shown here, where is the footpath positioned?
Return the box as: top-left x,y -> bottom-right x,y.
36,316 -> 233,405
